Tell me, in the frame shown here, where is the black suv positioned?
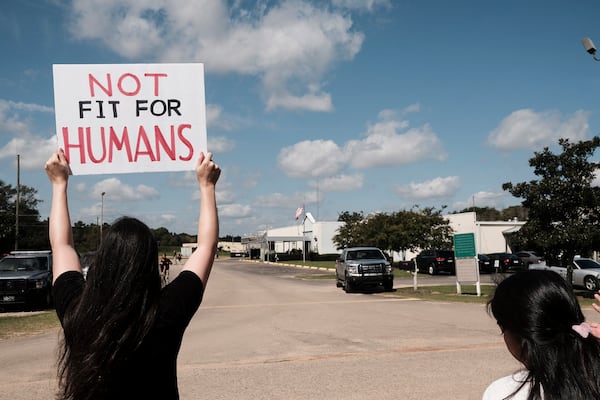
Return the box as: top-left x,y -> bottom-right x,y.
486,252 -> 525,273
0,251 -> 53,309
415,249 -> 456,275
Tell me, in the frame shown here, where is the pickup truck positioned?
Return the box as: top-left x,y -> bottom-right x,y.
0,250 -> 53,309
335,247 -> 393,293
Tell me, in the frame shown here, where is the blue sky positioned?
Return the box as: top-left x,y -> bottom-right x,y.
2,0 -> 600,237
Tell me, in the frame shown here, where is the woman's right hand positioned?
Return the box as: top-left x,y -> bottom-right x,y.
45,148 -> 71,185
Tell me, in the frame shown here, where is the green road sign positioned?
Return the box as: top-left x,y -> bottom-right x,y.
454,233 -> 476,258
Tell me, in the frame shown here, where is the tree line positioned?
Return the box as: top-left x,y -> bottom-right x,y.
3,137 -> 600,266
0,181 -> 243,255
332,206 -> 527,257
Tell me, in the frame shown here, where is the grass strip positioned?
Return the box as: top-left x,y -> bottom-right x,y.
0,311 -> 60,340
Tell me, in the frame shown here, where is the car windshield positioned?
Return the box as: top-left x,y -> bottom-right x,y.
0,257 -> 48,272
347,249 -> 384,260
575,259 -> 600,270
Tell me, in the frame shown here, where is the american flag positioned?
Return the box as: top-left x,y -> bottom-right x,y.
295,206 -> 304,220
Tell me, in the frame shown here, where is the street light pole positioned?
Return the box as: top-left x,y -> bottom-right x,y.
100,192 -> 106,243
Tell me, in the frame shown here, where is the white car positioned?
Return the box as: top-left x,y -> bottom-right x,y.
530,257 -> 600,291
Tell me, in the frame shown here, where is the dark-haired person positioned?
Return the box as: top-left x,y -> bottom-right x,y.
160,253 -> 173,285
484,269 -> 600,399
45,148 -> 220,400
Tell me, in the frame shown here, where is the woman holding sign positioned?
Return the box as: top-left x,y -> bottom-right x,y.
45,148 -> 220,400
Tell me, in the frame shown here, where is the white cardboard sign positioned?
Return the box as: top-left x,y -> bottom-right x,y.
52,63 -> 206,175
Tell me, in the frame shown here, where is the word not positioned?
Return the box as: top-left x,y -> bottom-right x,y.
61,124 -> 194,164
78,99 -> 182,118
88,72 -> 168,97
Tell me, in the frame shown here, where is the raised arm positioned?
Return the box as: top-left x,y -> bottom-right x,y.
182,152 -> 221,286
45,149 -> 81,283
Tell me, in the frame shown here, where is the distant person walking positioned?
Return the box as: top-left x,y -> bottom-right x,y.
45,149 -> 221,400
160,254 -> 173,285
484,269 -> 600,399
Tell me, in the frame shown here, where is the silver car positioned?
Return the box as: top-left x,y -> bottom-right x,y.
530,257 -> 600,291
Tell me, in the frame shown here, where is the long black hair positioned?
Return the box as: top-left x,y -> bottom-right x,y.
488,269 -> 600,399
58,217 -> 161,400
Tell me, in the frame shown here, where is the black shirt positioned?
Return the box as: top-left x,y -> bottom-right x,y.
54,270 -> 204,399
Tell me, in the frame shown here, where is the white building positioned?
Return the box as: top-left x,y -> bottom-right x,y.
240,211 -> 525,261
241,213 -> 343,259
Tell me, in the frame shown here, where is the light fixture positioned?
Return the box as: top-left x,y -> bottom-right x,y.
582,37 -> 600,61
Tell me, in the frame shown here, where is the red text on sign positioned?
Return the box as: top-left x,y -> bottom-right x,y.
61,124 -> 194,164
89,72 -> 168,97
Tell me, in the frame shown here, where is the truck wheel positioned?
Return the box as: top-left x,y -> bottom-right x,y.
344,276 -> 353,293
383,282 -> 394,292
428,264 -> 436,275
584,276 -> 599,291
335,272 -> 343,288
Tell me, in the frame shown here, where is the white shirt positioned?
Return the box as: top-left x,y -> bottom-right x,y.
483,371 -> 540,400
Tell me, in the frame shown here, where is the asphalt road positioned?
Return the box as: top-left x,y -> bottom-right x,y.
1,260 -> 595,399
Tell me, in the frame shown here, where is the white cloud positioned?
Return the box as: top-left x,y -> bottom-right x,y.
277,139 -> 346,178
206,104 -> 236,130
487,109 -> 589,151
0,99 -> 58,169
255,191 -> 317,208
87,178 -> 160,201
208,136 -> 235,153
67,0 -> 364,112
345,118 -> 446,169
278,107 -> 447,179
0,101 -> 30,136
309,174 -> 364,191
216,187 -> 236,205
219,203 -> 252,218
332,0 -> 392,11
0,136 -> 56,170
395,176 -> 461,200
266,91 -> 333,112
3,100 -> 53,113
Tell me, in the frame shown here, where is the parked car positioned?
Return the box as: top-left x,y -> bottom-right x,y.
486,252 -> 525,272
530,257 -> 600,291
515,250 -> 544,267
397,259 -> 415,271
0,250 -> 53,309
335,247 -> 394,292
415,249 -> 456,275
478,254 -> 494,274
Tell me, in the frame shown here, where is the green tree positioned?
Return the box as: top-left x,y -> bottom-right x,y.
502,137 -> 600,271
332,207 -> 453,253
0,180 -> 47,253
412,207 -> 454,250
501,205 -> 528,221
72,221 -> 101,253
333,211 -> 365,249
456,206 -> 503,221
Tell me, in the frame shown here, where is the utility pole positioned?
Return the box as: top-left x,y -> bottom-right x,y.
15,154 -> 20,250
100,192 -> 106,243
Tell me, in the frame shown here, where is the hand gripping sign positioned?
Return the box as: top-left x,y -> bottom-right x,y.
52,63 -> 207,175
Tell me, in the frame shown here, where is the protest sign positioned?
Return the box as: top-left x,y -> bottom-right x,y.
52,63 -> 206,175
